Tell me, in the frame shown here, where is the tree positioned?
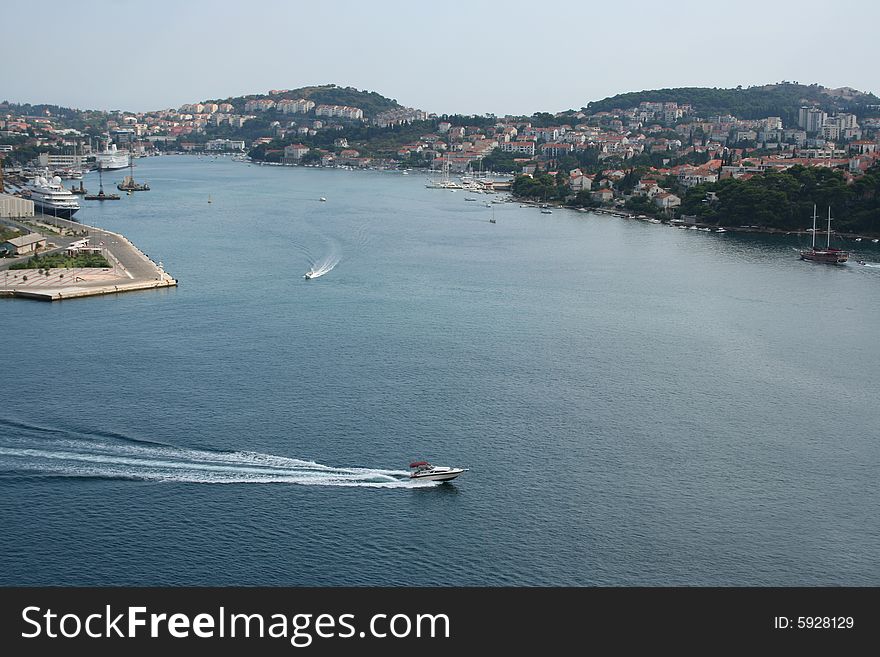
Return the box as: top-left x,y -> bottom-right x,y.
300,150 -> 322,165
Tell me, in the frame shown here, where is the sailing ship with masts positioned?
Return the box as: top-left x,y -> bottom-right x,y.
800,204 -> 848,264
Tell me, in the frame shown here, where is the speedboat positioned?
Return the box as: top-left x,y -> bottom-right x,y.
319,197 -> 327,202
409,461 -> 468,482
304,271 -> 314,279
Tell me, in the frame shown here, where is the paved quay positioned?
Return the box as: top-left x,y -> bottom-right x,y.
1,214 -> 177,301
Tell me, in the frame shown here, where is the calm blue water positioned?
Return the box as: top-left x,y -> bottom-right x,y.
2,156 -> 879,585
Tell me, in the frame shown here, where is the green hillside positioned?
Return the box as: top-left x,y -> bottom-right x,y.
585,83 -> 880,125
207,84 -> 403,118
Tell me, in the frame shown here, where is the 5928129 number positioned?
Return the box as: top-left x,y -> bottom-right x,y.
797,616 -> 853,629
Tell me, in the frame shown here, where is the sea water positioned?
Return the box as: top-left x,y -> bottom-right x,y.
1,156 -> 878,585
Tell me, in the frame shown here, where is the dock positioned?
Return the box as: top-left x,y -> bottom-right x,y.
1,214 -> 177,302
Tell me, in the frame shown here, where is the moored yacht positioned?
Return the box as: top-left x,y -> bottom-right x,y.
23,172 -> 80,218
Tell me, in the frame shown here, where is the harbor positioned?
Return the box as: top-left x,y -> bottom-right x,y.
1,213 -> 176,301
2,155 -> 879,591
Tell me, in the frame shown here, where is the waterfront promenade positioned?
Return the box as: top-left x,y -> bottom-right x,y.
0,214 -> 176,301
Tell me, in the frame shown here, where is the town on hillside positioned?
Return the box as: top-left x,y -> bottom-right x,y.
2,83 -> 879,234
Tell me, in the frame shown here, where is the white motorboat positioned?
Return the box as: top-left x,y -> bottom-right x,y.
409,461 -> 468,482
304,271 -> 314,279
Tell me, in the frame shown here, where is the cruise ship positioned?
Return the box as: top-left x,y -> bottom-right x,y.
94,143 -> 131,170
23,172 -> 81,218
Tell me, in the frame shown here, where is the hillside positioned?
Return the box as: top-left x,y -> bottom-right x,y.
207,84 -> 403,118
584,82 -> 880,125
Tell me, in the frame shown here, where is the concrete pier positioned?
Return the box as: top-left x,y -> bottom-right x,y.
1,214 -> 177,302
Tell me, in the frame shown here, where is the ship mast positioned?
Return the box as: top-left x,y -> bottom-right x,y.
811,204 -> 817,249
826,206 -> 832,249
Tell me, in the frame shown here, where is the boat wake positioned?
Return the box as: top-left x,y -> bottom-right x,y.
0,420 -> 432,488
304,255 -> 340,280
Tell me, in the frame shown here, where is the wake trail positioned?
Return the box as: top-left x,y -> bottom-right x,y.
303,235 -> 342,279
0,434 -> 435,489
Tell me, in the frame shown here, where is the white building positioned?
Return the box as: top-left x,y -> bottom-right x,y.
499,141 -> 536,156
315,105 -> 364,120
282,144 -> 311,163
1,231 -> 44,254
277,99 -> 316,115
0,193 -> 35,218
37,153 -> 86,168
798,107 -> 827,133
244,99 -> 277,112
206,139 -> 246,151
654,192 -> 681,208
569,169 -> 593,192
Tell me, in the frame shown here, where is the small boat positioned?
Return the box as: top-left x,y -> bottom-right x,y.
541,209 -> 552,214
409,461 -> 468,482
465,197 -> 477,201
716,227 -> 727,233
304,271 -> 314,280
319,197 -> 327,202
855,237 -> 862,242
208,195 -> 213,204
873,239 -> 879,243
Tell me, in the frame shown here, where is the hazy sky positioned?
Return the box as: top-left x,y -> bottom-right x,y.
3,0 -> 878,115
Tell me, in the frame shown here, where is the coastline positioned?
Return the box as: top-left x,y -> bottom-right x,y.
0,214 -> 177,301
511,196 -> 880,240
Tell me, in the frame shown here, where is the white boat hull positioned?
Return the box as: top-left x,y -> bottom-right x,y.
410,467 -> 467,482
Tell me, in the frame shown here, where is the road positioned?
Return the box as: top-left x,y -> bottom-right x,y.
1,213 -> 175,297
